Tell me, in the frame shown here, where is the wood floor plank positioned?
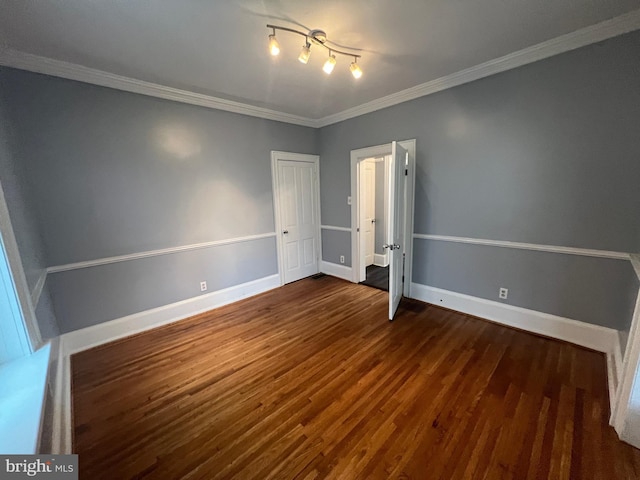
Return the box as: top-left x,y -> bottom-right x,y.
72,276 -> 640,479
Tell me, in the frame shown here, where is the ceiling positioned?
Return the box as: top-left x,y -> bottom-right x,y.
0,0 -> 639,121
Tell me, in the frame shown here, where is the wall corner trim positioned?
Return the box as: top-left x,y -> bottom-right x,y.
630,253 -> 640,280
50,273 -> 280,453
607,331 -> 624,412
320,261 -> 353,282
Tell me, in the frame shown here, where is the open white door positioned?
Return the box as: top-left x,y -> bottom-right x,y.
386,141 -> 407,320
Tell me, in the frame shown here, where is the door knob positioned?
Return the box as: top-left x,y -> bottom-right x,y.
283,230 -> 289,234
383,243 -> 401,250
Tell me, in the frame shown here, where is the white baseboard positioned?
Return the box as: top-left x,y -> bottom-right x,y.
50,274 -> 280,453
62,274 -> 280,354
373,254 -> 388,267
320,261 -> 354,282
409,283 -> 619,354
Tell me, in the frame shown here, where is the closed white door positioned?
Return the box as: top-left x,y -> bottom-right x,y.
275,156 -> 320,284
387,141 -> 407,320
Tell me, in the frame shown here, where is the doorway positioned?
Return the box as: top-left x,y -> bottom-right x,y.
359,155 -> 390,291
271,151 -> 322,285
350,140 -> 416,320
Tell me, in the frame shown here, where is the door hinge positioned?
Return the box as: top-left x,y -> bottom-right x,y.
405,168 -> 408,176
402,275 -> 405,282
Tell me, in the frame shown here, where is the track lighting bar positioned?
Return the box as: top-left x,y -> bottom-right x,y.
266,24 -> 363,78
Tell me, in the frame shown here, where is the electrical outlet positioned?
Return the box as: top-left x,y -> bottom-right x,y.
499,287 -> 508,300
200,281 -> 207,292
340,255 -> 345,264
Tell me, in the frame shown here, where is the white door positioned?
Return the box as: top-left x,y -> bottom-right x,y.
361,160 -> 376,269
275,156 -> 320,284
387,141 -> 407,320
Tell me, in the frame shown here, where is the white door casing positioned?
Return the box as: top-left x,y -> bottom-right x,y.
350,140 -> 416,299
271,152 -> 321,285
387,141 -> 407,320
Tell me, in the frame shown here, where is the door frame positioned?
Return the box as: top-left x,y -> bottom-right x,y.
0,178 -> 41,353
271,151 -> 322,286
610,285 -> 640,441
350,139 -> 416,297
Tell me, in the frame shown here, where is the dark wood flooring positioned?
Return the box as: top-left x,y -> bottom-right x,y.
71,276 -> 640,479
360,264 -> 389,291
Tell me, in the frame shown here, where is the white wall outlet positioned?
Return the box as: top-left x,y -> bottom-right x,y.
340,255 -> 345,264
200,281 -> 207,292
347,196 -> 352,205
499,287 -> 508,299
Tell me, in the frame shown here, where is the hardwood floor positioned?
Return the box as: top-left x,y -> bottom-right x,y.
72,276 -> 640,479
360,264 -> 389,291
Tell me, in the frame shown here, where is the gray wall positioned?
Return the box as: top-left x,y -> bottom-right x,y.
48,237 -> 277,333
413,239 -> 637,330
319,30 -> 640,330
321,229 -> 351,267
0,67 -> 318,332
0,95 -> 59,339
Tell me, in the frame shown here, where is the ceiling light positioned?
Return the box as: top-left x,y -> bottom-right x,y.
350,59 -> 363,79
323,54 -> 337,74
268,34 -> 280,56
298,42 -> 311,64
266,24 -> 362,80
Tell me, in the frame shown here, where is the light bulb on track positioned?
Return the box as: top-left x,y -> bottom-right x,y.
323,54 -> 336,74
350,60 -> 363,79
268,34 -> 280,56
298,43 -> 311,64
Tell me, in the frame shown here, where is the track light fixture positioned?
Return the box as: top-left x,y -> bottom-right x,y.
266,24 -> 363,79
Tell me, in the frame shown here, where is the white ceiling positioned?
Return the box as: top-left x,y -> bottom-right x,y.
0,0 -> 639,121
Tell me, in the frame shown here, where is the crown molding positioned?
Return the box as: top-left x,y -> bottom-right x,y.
0,9 -> 638,129
0,48 -> 317,128
315,8 -> 640,127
